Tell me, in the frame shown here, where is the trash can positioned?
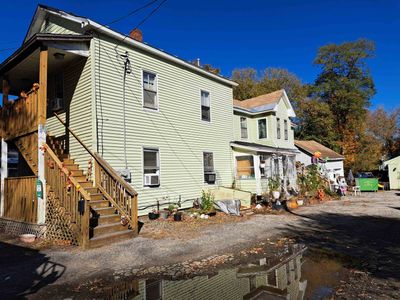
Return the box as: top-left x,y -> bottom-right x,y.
355,178 -> 378,192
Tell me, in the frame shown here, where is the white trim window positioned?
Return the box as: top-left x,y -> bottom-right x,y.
277,117 -> 281,139
143,148 -> 160,187
240,116 -> 248,139
258,118 -> 267,139
284,119 -> 288,140
142,71 -> 158,110
203,152 -> 216,184
201,90 -> 211,122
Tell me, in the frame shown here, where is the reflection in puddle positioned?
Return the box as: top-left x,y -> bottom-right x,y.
58,244 -> 347,300
105,245 -> 309,300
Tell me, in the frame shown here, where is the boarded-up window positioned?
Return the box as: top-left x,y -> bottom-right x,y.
240,117 -> 248,139
143,71 -> 158,109
236,156 -> 254,178
201,90 -> 211,121
258,118 -> 267,139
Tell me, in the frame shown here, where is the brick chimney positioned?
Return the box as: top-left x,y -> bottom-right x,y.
129,28 -> 143,42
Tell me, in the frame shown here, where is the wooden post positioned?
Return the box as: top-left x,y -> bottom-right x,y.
2,78 -> 9,106
0,139 -> 7,217
38,47 -> 48,125
81,200 -> 90,249
37,47 -> 48,224
131,194 -> 138,235
94,160 -> 101,188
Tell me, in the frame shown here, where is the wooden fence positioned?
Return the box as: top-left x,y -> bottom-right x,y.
3,176 -> 37,223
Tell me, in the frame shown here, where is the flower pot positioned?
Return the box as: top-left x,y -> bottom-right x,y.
272,191 -> 281,200
207,211 -> 217,217
286,200 -> 298,209
20,234 -> 35,243
174,213 -> 182,221
148,212 -> 159,220
160,210 -> 170,219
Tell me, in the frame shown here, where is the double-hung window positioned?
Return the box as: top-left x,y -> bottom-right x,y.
258,118 -> 267,139
143,148 -> 160,186
203,152 -> 215,184
143,71 -> 158,110
284,119 -> 288,140
201,90 -> 211,122
240,117 -> 248,139
277,117 -> 281,139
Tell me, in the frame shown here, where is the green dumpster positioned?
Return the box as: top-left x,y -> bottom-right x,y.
355,178 -> 378,192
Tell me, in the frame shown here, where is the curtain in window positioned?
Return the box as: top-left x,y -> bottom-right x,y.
240,117 -> 248,139
258,119 -> 267,139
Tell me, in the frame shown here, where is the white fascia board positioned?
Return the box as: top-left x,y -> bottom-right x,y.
281,90 -> 296,118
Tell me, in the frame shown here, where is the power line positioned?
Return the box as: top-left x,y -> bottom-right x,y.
133,0 -> 168,30
106,0 -> 159,26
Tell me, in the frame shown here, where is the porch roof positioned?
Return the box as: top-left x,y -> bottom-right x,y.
0,33 -> 92,94
230,141 -> 299,156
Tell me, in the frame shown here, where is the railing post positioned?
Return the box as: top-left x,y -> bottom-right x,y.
81,199 -> 90,249
38,46 -> 48,126
94,160 -> 101,188
131,194 -> 138,235
0,138 -> 8,217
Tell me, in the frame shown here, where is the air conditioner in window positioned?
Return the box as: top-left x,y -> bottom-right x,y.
204,172 -> 216,184
144,174 -> 160,186
51,97 -> 64,111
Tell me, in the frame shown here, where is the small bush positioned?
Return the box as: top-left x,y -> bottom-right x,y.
201,190 -> 215,212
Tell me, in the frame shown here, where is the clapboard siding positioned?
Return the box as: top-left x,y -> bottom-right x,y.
94,34 -> 235,214
40,14 -> 82,35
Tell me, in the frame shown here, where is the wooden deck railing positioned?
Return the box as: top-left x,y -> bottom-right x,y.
52,112 -> 138,233
44,144 -> 91,248
94,153 -> 138,231
3,176 -> 38,223
0,85 -> 39,140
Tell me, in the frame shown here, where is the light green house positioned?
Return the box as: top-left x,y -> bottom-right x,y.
384,156 -> 400,190
232,90 -> 299,196
0,4 -> 237,217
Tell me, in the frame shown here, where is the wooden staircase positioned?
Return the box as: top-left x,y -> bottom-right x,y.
60,157 -> 135,248
13,133 -> 39,175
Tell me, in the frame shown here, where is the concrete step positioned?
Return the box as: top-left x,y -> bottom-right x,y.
89,230 -> 134,248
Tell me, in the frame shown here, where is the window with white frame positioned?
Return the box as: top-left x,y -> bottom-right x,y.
201,90 -> 211,121
284,119 -> 288,140
240,117 -> 248,139
203,152 -> 216,184
143,148 -> 160,186
277,117 -> 281,139
258,118 -> 267,139
142,71 -> 158,109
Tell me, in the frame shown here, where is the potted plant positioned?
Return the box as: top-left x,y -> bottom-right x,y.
268,176 -> 281,200
173,211 -> 183,221
200,190 -> 216,216
159,208 -> 170,219
148,209 -> 159,220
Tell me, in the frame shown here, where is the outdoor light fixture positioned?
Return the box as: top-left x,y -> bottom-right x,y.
53,52 -> 65,60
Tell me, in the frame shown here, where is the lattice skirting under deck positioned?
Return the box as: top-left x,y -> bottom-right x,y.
0,218 -> 46,237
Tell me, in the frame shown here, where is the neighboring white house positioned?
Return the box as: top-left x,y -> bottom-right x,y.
383,156 -> 400,190
295,140 -> 345,181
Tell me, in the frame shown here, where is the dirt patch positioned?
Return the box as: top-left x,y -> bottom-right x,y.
139,211 -> 251,240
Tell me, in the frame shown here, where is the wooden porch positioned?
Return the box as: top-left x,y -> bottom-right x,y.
0,34 -> 139,248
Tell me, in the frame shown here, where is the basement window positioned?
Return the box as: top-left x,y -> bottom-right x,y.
143,71 -> 158,110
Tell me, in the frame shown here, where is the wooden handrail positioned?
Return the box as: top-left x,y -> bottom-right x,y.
43,143 -> 91,201
53,112 -> 137,196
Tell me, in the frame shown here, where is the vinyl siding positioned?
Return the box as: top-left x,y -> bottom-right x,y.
45,56 -> 93,171
93,34 -> 235,214
233,99 -> 296,149
39,14 -> 83,35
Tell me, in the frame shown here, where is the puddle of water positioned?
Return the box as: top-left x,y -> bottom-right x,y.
34,245 -> 348,300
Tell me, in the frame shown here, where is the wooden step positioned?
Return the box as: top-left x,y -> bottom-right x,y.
90,200 -> 110,209
93,206 -> 117,216
63,158 -> 75,164
70,170 -> 84,177
78,181 -> 93,188
97,214 -> 121,225
90,193 -> 104,201
86,187 -> 99,194
74,176 -> 88,182
89,230 -> 134,248
64,164 -> 79,170
93,222 -> 126,236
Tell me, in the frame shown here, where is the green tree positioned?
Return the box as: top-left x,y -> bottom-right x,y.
313,39 -> 376,145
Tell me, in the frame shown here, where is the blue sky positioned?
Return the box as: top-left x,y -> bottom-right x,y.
0,0 -> 399,110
